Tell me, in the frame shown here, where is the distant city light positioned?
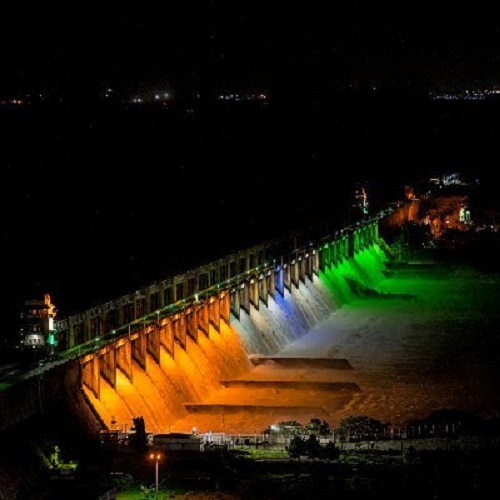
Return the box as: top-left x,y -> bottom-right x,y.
217,91 -> 267,101
430,87 -> 500,100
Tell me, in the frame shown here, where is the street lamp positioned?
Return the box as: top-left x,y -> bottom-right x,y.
150,452 -> 161,499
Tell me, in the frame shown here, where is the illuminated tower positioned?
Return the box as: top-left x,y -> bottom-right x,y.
19,293 -> 58,355
352,182 -> 369,220
41,293 -> 58,349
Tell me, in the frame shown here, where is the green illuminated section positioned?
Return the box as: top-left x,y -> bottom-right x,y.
319,243 -> 388,305
321,262 -> 354,305
352,245 -> 388,287
47,331 -> 58,346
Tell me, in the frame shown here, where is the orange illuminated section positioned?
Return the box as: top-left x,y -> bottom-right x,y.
83,319 -> 252,434
43,294 -> 56,318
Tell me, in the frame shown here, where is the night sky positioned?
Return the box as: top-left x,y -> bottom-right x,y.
2,2 -> 500,95
3,2 -> 500,338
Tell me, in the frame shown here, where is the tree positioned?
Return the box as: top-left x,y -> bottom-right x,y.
305,434 -> 322,460
322,441 -> 340,461
287,436 -> 306,460
305,418 -> 331,436
277,420 -> 304,435
403,445 -> 417,464
319,420 -> 332,436
129,416 -> 147,451
113,472 -> 134,491
337,415 -> 387,442
307,418 -> 322,434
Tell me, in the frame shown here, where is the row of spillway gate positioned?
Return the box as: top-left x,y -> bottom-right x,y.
78,219 -> 380,400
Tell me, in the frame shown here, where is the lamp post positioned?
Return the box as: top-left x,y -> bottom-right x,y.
150,452 -> 161,499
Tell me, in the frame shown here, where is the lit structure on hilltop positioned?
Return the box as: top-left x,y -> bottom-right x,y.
352,183 -> 369,219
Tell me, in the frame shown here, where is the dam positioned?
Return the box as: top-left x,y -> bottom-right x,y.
0,211 -> 386,432
70,216 -> 378,433
2,200 -> 500,437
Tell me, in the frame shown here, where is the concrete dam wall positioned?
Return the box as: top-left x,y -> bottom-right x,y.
1,220 -> 390,434
0,359 -> 100,434
82,242 -> 388,434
